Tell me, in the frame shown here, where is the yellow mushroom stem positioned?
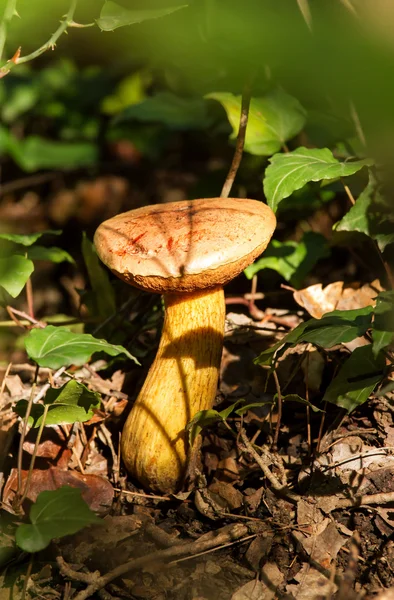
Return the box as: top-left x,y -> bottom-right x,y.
121,287 -> 225,493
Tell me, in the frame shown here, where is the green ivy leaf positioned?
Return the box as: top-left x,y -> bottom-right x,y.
97,1 -> 188,31
0,230 -> 61,246
25,246 -> 74,264
83,234 -> 116,319
264,147 -> 373,212
15,487 -> 101,553
117,92 -> 212,130
0,255 -> 34,297
206,89 -> 306,156
14,380 -> 101,427
323,346 -> 385,412
335,175 -> 394,251
255,307 -> 373,366
244,232 -> 329,287
24,325 -> 138,369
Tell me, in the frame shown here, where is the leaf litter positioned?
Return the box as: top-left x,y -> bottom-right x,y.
1,181 -> 394,599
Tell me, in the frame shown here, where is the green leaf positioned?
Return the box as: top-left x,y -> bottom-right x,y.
0,255 -> 34,297
206,89 -> 306,156
372,291 -> 394,357
244,232 -> 329,287
234,400 -> 273,416
186,409 -> 222,446
24,325 -> 137,369
14,380 -> 101,427
117,92 -> 212,130
101,71 -> 149,115
323,346 -> 385,413
0,230 -> 61,246
281,393 -> 323,412
186,401 -> 243,445
335,176 -> 394,251
97,1 -> 188,31
83,234 -> 116,318
15,487 -> 101,552
25,246 -> 74,264
263,147 -> 373,212
255,306 -> 373,366
0,127 -> 98,172
297,307 -> 373,347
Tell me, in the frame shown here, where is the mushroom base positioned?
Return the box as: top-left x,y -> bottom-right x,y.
121,287 -> 225,493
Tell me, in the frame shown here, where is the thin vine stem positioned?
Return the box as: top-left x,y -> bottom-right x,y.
0,0 -> 90,76
19,404 -> 49,506
220,80 -> 252,198
0,0 -> 17,61
15,364 -> 39,506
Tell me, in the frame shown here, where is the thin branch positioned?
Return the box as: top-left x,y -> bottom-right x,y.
220,81 -> 252,198
0,0 -> 17,61
57,523 -> 251,600
19,404 -> 49,505
341,179 -> 356,205
272,370 -> 282,450
237,425 -> 300,503
0,0 -> 91,76
15,365 -> 39,506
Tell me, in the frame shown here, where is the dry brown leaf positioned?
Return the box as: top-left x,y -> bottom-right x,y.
293,279 -> 383,319
245,535 -> 273,571
286,564 -> 337,599
3,467 -> 114,515
232,564 -> 283,600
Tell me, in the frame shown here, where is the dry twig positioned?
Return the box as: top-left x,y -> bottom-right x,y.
57,523 -> 251,600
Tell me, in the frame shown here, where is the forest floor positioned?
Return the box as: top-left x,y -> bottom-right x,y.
1,162 -> 394,600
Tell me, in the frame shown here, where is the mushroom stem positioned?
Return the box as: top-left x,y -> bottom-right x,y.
121,287 -> 225,493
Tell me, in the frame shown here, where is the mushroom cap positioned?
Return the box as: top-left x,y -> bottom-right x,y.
94,198 -> 276,293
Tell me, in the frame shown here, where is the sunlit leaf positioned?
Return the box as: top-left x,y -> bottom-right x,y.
25,325 -> 137,369
14,380 -> 101,427
206,89 -> 306,156
0,230 -> 61,246
244,232 -> 329,287
97,1 -> 188,31
0,255 -> 34,297
264,147 -> 373,212
25,246 -> 74,264
15,487 -> 100,553
101,72 -> 149,115
323,346 -> 385,412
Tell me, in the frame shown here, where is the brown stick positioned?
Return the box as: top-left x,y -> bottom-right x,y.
220,82 -> 252,198
57,523 -> 250,600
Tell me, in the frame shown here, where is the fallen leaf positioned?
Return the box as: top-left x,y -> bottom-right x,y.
245,535 -> 273,571
3,467 -> 113,515
286,564 -> 337,599
293,280 -> 383,319
232,563 -> 283,600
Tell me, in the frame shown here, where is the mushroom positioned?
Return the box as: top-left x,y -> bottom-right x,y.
94,197 -> 276,493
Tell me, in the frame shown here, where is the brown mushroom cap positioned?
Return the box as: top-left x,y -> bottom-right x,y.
94,198 -> 276,293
